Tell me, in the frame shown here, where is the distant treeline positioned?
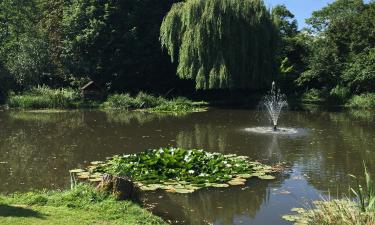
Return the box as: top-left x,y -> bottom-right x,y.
0,0 -> 374,106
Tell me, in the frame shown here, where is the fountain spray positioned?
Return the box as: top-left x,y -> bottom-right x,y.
263,82 -> 288,131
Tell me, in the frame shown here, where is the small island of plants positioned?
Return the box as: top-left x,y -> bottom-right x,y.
71,147 -> 279,194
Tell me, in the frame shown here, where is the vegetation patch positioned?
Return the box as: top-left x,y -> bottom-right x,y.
283,167 -> 375,225
6,87 -> 206,113
282,200 -> 374,225
0,184 -> 167,225
346,93 -> 375,109
71,147 -> 278,194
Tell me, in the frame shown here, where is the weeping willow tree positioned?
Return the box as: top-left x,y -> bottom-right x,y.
160,0 -> 279,90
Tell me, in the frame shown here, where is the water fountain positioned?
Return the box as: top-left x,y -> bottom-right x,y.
263,81 -> 288,131
245,82 -> 307,136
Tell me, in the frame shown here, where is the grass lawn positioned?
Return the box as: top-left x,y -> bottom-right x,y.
0,185 -> 167,225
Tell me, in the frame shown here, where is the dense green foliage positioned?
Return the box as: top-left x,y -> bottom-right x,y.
81,147 -> 275,193
0,0 -> 374,106
297,0 -> 375,103
160,0 -> 278,89
62,0 -> 184,92
7,86 -> 80,109
0,184 -> 167,225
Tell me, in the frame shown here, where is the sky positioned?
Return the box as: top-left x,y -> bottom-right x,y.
263,0 -> 370,29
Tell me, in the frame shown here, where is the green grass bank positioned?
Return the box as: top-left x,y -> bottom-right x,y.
0,184 -> 167,225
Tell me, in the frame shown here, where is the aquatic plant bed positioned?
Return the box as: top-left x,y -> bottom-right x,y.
70,148 -> 277,194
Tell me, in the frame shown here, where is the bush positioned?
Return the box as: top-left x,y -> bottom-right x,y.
329,85 -> 351,104
133,92 -> 164,108
347,93 -> 375,109
152,97 -> 200,113
301,89 -> 324,103
102,94 -> 136,109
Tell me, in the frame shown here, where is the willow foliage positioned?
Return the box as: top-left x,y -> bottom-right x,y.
160,0 -> 278,89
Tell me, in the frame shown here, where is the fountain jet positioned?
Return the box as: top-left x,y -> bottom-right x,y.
263,82 -> 288,131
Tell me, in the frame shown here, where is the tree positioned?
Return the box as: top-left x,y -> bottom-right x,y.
62,0 -> 183,92
160,0 -> 278,90
0,0 -> 55,88
271,5 -> 308,92
298,0 -> 375,93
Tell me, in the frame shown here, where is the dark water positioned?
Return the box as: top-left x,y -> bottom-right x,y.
0,108 -> 374,225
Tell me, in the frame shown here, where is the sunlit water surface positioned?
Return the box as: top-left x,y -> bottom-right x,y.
0,108 -> 374,225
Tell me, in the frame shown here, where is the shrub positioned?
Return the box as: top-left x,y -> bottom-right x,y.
102,94 -> 136,109
347,93 -> 375,109
152,97 -> 200,113
301,89 -> 323,103
329,85 -> 351,104
133,92 -> 164,108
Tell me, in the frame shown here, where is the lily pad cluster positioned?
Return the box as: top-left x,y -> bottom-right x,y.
70,147 -> 276,193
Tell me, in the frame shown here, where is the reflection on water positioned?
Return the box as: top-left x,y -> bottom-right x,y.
0,109 -> 375,224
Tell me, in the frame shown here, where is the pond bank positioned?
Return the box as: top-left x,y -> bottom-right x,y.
0,184 -> 167,225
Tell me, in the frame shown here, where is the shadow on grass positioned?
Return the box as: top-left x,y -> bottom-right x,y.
0,204 -> 44,218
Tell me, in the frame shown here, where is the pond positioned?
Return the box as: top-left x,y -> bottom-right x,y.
0,108 -> 374,225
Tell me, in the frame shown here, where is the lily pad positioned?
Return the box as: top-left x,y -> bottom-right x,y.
282,215 -> 298,222
174,188 -> 195,194
258,175 -> 275,180
237,174 -> 253,178
69,169 -> 85,173
211,183 -> 230,188
90,161 -> 104,165
227,178 -> 246,186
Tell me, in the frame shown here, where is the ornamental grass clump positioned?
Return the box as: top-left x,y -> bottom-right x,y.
71,147 -> 277,193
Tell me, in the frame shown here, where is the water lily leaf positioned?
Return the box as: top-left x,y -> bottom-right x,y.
174,188 -> 195,194
69,169 -> 85,173
291,208 -> 306,213
89,178 -> 102,182
140,185 -> 159,191
251,172 -> 266,177
258,175 -> 275,180
237,174 -> 252,178
76,172 -> 90,179
165,188 -> 176,193
211,183 -> 229,188
91,161 -> 104,165
282,215 -> 297,222
227,179 -> 245,186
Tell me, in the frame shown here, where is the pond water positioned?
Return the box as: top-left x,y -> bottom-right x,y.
0,108 -> 374,225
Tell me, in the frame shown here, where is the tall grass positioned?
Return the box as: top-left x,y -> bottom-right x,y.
349,166 -> 375,213
7,86 -> 80,109
283,167 -> 375,225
